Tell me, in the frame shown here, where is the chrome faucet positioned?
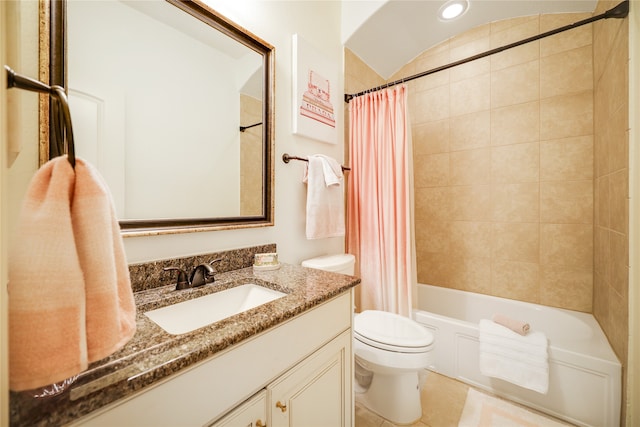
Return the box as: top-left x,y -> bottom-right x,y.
164,258 -> 224,290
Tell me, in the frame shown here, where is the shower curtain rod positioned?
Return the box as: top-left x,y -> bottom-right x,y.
344,0 -> 629,103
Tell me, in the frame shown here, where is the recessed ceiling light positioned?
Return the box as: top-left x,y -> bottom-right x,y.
439,0 -> 469,21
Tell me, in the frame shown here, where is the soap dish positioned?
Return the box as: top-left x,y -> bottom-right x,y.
253,263 -> 281,271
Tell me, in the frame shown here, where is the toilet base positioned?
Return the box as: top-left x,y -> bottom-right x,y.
356,370 -> 422,425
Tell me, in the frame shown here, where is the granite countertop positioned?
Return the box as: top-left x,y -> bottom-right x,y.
10,263 -> 360,426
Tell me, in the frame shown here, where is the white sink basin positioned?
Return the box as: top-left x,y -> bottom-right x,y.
145,284 -> 287,335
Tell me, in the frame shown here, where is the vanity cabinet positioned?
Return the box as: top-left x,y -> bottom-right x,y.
268,330 -> 349,427
72,291 -> 353,427
209,390 -> 267,427
211,330 -> 350,427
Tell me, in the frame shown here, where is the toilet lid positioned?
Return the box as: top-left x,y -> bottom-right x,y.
354,310 -> 434,353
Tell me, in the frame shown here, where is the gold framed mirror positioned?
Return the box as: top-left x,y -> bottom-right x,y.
40,0 -> 274,236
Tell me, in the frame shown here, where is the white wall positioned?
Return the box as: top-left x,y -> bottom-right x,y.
123,0 -> 346,263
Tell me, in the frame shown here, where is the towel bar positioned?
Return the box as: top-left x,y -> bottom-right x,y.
282,153 -> 350,171
5,65 -> 76,168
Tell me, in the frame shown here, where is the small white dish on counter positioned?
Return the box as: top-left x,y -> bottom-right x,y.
253,263 -> 281,271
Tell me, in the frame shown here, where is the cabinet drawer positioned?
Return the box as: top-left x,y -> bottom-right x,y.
209,390 -> 266,427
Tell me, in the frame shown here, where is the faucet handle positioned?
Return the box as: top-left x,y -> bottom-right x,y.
190,263 -> 214,287
163,267 -> 190,290
203,258 -> 224,284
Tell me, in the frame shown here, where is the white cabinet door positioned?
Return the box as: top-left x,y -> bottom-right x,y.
209,390 -> 266,427
268,330 -> 351,427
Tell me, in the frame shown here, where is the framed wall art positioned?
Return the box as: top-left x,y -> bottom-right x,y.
292,34 -> 339,144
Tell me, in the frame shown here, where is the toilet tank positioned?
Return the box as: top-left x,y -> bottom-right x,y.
301,254 -> 355,275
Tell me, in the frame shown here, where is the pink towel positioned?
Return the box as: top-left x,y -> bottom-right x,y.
303,154 -> 345,239
9,156 -> 136,391
492,313 -> 530,336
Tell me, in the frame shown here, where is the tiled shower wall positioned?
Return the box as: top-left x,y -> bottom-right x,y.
390,13 -> 596,312
240,94 -> 263,216
593,0 -> 629,381
345,6 -> 630,420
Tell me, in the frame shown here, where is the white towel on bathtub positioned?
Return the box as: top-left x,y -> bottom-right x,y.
479,319 -> 549,394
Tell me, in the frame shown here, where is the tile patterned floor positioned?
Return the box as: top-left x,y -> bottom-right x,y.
354,370 -> 570,427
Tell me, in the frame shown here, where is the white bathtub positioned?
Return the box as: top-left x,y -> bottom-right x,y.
413,284 -> 621,427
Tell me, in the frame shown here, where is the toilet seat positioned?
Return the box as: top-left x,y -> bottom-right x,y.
354,310 -> 434,353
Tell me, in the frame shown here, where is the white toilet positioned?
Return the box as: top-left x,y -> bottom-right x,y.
301,254 -> 435,425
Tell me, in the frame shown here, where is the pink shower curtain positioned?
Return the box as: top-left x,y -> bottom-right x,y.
347,84 -> 415,317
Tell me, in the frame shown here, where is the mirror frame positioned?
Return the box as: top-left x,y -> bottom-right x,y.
40,0 -> 275,236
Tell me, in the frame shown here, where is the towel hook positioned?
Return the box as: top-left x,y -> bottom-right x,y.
5,65 -> 76,168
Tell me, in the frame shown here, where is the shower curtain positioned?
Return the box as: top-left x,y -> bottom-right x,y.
346,84 -> 416,317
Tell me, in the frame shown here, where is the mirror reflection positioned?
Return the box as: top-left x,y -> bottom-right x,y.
52,0 -> 274,233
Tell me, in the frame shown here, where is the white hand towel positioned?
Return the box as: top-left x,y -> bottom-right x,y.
303,154 -> 345,239
478,319 -> 549,394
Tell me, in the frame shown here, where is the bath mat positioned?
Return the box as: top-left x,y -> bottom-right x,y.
458,389 -> 572,427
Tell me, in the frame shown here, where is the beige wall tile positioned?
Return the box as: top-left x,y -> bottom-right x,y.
417,252 -> 451,287
450,74 -> 491,116
491,42 -> 539,72
414,48 -> 450,91
540,13 -> 592,57
413,85 -> 450,123
450,74 -> 490,117
540,136 -> 593,181
490,101 -> 539,146
450,110 -> 490,151
491,142 -> 539,184
491,259 -> 539,303
416,220 -> 450,254
416,153 -> 450,187
540,91 -> 593,140
597,175 -> 610,228
540,180 -> 593,224
450,147 -> 490,186
491,222 -> 539,263
413,120 -> 450,155
540,45 -> 593,98
609,230 -> 629,298
593,16 -> 623,81
490,60 -> 539,108
449,257 -> 491,294
491,15 -> 537,35
594,129 -> 609,178
609,169 -> 628,234
490,18 -> 540,71
592,267 -> 609,325
594,226 -> 611,282
540,265 -> 592,311
449,31 -> 490,82
540,223 -> 593,269
450,221 -> 492,259
450,57 -> 490,83
608,288 -> 628,360
451,185 -> 492,221
491,182 -> 539,222
607,102 -> 629,173
450,23 -> 491,48
415,186 -> 450,222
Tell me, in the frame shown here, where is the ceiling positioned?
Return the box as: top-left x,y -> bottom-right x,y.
344,0 -> 599,79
